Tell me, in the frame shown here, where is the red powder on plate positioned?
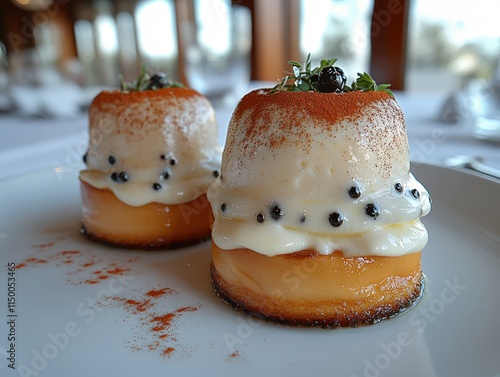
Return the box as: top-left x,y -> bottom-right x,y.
110,288 -> 198,358
146,288 -> 173,298
17,240 -> 200,359
123,298 -> 152,313
33,242 -> 55,248
162,347 -> 175,356
16,243 -> 138,286
106,267 -> 128,275
60,250 -> 80,255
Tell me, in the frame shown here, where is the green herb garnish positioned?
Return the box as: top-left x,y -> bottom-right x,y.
271,54 -> 394,98
119,66 -> 184,92
344,72 -> 394,97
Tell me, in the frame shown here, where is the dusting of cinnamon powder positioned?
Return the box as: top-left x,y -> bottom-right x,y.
16,240 -> 200,359
235,89 -> 393,141
15,242 -> 138,286
111,287 -> 198,357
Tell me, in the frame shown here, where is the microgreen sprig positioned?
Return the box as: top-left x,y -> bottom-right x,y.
271,54 -> 394,98
344,72 -> 394,97
119,66 -> 184,92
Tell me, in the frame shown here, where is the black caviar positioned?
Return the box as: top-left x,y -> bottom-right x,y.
221,203 -> 227,212
348,185 -> 361,199
82,152 -> 88,164
395,182 -> 403,193
328,212 -> 344,227
108,156 -> 116,165
161,171 -> 170,180
270,205 -> 284,221
160,155 -> 177,166
256,213 -> 265,223
411,189 -> 420,199
317,66 -> 347,93
213,170 -> 220,178
118,172 -> 129,182
365,203 -> 380,218
300,212 -> 306,223
153,183 -> 162,190
111,172 -> 129,183
147,73 -> 169,90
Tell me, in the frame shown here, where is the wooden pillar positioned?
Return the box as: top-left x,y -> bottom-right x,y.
369,0 -> 409,91
174,0 -> 301,83
53,3 -> 78,66
0,1 -> 77,65
0,1 -> 37,53
173,0 -> 191,84
252,0 -> 300,82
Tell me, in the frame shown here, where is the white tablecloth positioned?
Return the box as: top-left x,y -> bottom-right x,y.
0,87 -> 499,182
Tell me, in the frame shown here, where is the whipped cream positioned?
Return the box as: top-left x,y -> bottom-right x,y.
80,88 -> 221,206
207,89 -> 431,257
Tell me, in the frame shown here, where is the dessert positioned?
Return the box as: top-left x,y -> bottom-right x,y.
79,72 -> 221,249
207,57 -> 431,327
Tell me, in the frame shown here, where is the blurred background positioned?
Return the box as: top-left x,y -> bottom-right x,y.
1,0 -> 500,181
0,0 -> 499,93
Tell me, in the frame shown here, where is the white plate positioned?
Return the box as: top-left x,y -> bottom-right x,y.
0,163 -> 499,377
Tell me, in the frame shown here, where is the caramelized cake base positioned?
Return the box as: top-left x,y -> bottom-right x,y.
80,180 -> 211,249
211,243 -> 423,328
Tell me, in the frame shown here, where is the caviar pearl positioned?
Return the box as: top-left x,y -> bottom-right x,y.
170,158 -> 176,166
82,152 -> 88,164
153,183 -> 162,190
160,154 -> 166,160
221,203 -> 227,212
118,172 -> 129,182
213,170 -> 220,178
411,189 -> 420,199
270,205 -> 284,221
365,203 -> 380,218
348,185 -> 361,199
111,172 -> 129,183
256,213 -> 265,223
147,73 -> 169,89
395,182 -> 403,193
161,171 -> 170,180
328,212 -> 344,227
300,212 -> 306,223
108,156 -> 116,165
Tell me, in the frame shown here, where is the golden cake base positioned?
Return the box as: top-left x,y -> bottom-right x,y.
80,180 -> 211,250
211,243 -> 423,328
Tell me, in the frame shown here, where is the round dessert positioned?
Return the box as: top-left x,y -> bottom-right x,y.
80,76 -> 221,249
207,61 -> 431,327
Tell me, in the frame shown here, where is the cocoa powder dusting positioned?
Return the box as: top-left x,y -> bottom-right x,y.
33,242 -> 55,248
235,89 -> 392,140
89,87 -> 212,143
15,242 -> 137,285
91,87 -> 199,112
228,88 -> 409,180
231,89 -> 402,157
123,298 -> 152,313
16,240 -> 200,360
146,287 -> 174,297
162,347 -> 175,356
111,289 -> 198,357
